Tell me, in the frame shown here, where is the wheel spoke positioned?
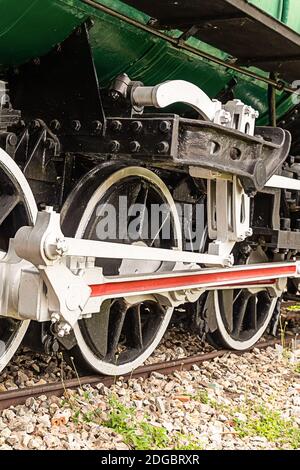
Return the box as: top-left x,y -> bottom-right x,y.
81,300 -> 111,358
107,301 -> 128,359
0,194 -> 20,225
248,295 -> 257,331
232,291 -> 251,336
128,304 -> 143,350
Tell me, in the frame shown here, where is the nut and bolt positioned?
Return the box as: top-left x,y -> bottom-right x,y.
130,120 -> 143,133
71,120 -> 81,132
109,140 -> 120,152
110,90 -> 120,101
50,119 -> 61,132
111,120 -> 122,132
156,141 -> 169,154
159,120 -> 171,133
51,313 -> 60,324
57,323 -> 72,338
7,133 -> 17,146
92,120 -> 102,133
129,141 -> 141,153
56,238 -> 68,256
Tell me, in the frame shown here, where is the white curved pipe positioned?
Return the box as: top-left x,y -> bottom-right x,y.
132,80 -> 220,121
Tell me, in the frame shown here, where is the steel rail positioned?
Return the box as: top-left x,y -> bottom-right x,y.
79,0 -> 297,95
0,337 -> 293,411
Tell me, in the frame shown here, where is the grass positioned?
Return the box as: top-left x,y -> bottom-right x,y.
62,350 -> 300,450
104,396 -> 169,450
194,389 -> 210,404
174,433 -> 203,450
233,404 -> 300,449
286,304 -> 300,311
64,392 -> 204,450
294,363 -> 300,374
104,395 -> 204,450
62,389 -> 300,450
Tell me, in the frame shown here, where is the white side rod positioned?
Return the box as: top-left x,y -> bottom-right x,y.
64,237 -> 229,266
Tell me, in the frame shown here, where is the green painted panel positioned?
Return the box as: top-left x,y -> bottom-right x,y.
280,0 -> 300,33
249,0 -> 283,21
249,0 -> 300,33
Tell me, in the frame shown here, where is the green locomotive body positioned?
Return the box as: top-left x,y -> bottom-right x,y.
0,0 -> 299,124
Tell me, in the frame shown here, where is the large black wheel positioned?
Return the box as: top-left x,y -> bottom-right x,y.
62,165 -> 182,375
206,249 -> 278,350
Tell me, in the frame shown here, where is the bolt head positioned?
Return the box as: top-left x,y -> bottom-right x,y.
159,120 -> 171,133
71,120 -> 81,131
50,119 -> 61,131
111,120 -> 122,132
110,90 -> 120,101
129,141 -> 141,153
130,121 -> 143,133
156,141 -> 169,154
109,140 -> 120,153
51,313 -> 60,324
92,120 -> 102,133
7,133 -> 17,146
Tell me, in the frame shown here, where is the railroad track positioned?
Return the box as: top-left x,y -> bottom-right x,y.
0,336 -> 296,411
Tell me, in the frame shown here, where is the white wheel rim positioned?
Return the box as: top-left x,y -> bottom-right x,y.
213,291 -> 277,350
0,148 -> 37,372
73,308 -> 173,375
70,166 -> 182,374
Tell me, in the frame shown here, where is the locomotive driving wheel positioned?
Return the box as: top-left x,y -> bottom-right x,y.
62,165 -> 182,375
0,148 -> 37,373
206,248 -> 279,350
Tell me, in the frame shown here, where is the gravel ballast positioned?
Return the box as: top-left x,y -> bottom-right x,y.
0,345 -> 299,450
